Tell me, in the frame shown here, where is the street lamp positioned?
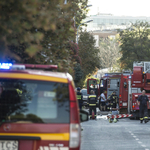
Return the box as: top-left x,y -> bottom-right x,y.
64,0 -> 67,4
76,20 -> 93,44
85,5 -> 92,8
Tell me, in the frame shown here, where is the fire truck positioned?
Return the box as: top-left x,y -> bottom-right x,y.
87,61 -> 150,119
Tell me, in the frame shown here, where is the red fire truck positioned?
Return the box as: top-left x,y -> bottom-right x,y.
87,61 -> 150,119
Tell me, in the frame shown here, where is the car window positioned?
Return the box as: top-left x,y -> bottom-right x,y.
0,79 -> 70,123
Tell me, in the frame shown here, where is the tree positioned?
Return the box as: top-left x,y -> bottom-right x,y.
99,37 -> 121,72
78,30 -> 101,84
119,21 -> 150,70
0,0 -> 89,74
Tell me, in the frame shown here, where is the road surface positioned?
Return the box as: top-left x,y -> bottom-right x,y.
81,113 -> 150,150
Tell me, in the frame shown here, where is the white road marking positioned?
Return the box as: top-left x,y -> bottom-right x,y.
135,138 -> 139,140
138,141 -> 142,144
145,149 -> 149,150
141,145 -> 146,147
131,133 -> 134,136
133,136 -> 136,138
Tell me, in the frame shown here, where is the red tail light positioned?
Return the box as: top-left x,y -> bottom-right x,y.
68,81 -> 80,149
68,81 -> 80,124
119,95 -> 121,98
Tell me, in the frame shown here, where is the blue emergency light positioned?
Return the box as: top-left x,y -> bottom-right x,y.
0,63 -> 12,69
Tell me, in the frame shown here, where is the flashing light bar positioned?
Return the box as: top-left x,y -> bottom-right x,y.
0,63 -> 12,69
0,63 -> 57,70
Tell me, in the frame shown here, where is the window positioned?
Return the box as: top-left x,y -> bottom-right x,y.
0,79 -> 69,123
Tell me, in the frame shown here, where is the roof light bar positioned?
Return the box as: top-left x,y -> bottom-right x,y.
0,63 -> 58,71
0,63 -> 12,69
14,64 -> 58,70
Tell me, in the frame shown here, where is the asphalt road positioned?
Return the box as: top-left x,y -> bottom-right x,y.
81,112 -> 150,150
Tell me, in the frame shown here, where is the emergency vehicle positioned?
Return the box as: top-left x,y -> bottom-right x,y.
87,61 -> 150,118
0,63 -> 88,150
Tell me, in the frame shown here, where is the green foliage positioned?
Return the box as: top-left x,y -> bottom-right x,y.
119,21 -> 150,70
78,30 -> 101,81
74,63 -> 83,86
0,0 -> 89,74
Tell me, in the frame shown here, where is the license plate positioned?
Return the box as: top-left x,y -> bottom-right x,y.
122,102 -> 127,106
0,140 -> 18,150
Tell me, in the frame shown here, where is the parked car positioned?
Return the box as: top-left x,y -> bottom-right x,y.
81,89 -> 89,107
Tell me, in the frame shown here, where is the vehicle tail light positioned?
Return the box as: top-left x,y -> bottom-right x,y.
69,124 -> 80,149
133,103 -> 135,108
69,81 -> 80,149
119,95 -> 121,98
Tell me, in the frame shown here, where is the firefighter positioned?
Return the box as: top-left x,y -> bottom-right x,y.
108,91 -> 119,123
88,90 -> 98,120
77,87 -> 83,110
137,90 -> 149,123
109,91 -> 118,110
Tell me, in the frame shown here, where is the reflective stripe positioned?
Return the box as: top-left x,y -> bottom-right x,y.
144,117 -> 148,119
89,95 -> 96,98
0,73 -> 68,83
140,118 -> 143,120
0,133 -> 69,141
77,95 -> 81,99
89,104 -> 96,106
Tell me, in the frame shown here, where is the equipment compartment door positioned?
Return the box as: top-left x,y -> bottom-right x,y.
107,78 -> 120,98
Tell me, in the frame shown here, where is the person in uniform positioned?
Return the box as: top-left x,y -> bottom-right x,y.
76,87 -> 83,110
137,90 -> 149,123
88,90 -> 98,120
108,91 -> 118,110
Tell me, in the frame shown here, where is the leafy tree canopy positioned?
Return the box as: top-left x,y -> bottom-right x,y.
99,37 -> 121,72
78,30 -> 101,86
0,0 -> 88,74
118,21 -> 150,70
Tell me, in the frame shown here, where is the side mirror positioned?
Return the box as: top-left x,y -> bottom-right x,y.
124,82 -> 127,88
80,110 -> 89,122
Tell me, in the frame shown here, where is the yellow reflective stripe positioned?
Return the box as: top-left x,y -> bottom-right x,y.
89,104 -> 96,106
77,95 -> 81,99
140,118 -> 143,120
144,117 -> 148,119
16,89 -> 22,95
0,133 -> 69,141
0,73 -> 68,83
89,95 -> 96,98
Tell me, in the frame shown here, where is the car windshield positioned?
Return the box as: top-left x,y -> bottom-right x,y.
0,79 -> 69,124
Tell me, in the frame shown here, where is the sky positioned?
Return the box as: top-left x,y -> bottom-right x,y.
87,0 -> 150,17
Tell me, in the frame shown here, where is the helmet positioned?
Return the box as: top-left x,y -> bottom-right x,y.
77,87 -> 81,91
113,118 -> 117,123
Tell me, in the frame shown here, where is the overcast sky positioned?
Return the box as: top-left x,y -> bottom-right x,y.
88,0 -> 150,17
